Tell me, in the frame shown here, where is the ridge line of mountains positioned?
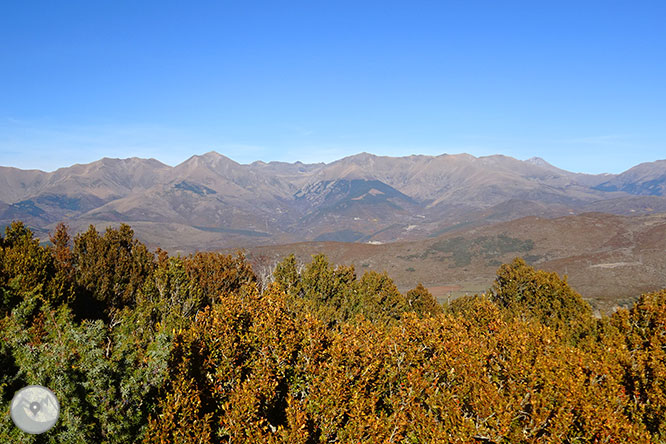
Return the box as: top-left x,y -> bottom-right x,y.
2,151 -> 666,252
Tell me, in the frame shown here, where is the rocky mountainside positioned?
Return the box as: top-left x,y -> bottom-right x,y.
1,151 -> 666,250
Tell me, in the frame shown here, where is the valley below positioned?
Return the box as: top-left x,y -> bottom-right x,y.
238,211 -> 666,314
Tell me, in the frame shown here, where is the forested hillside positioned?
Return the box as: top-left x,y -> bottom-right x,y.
1,221 -> 665,443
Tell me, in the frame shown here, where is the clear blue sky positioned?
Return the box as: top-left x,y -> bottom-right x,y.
1,1 -> 664,173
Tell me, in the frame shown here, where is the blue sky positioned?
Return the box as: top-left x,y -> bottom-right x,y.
1,1 -> 664,173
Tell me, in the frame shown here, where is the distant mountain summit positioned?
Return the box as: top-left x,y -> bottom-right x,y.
2,152 -> 666,251
593,160 -> 666,196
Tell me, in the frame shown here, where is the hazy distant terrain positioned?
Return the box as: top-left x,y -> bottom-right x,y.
2,152 -> 666,252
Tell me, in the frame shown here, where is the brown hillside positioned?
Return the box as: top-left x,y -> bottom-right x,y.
238,212 -> 666,314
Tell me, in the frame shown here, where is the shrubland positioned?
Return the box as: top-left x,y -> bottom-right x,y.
0,221 -> 664,443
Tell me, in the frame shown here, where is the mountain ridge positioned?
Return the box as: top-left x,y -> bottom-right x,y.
2,152 -> 666,250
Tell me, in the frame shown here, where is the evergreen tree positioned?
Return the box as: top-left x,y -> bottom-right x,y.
183,250 -> 256,305
273,254 -> 302,298
406,282 -> 442,317
1,221 -> 57,305
354,270 -> 409,323
490,257 -> 593,341
73,224 -> 155,320
48,222 -> 77,305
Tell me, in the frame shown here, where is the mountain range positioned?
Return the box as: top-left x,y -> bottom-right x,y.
2,151 -> 666,252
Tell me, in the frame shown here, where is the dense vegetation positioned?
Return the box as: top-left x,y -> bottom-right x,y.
1,221 -> 665,443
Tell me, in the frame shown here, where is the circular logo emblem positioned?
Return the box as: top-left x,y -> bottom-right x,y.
10,385 -> 60,434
